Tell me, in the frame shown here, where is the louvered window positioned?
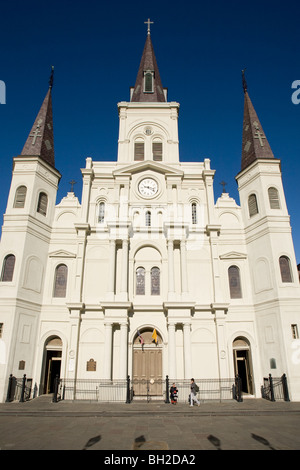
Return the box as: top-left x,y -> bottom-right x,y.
228,265 -> 242,299
1,254 -> 15,282
248,194 -> 258,217
144,72 -> 154,92
153,142 -> 162,161
37,192 -> 48,216
279,256 -> 293,283
53,264 -> 68,297
151,267 -> 160,295
136,267 -> 145,295
98,202 -> 105,223
134,142 -> 144,161
145,211 -> 151,227
14,186 -> 27,208
268,187 -> 280,209
192,203 -> 197,224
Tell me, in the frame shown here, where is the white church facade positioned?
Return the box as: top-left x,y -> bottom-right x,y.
1,29 -> 300,402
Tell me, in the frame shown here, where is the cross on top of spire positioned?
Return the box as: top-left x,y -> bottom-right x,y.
49,65 -> 54,90
144,18 -> 154,35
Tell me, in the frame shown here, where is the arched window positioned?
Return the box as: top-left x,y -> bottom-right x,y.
53,264 -> 68,297
268,187 -> 280,209
144,71 -> 154,93
134,140 -> 144,161
279,256 -> 293,283
1,254 -> 16,282
14,186 -> 27,208
248,194 -> 258,217
37,192 -> 48,216
98,202 -> 105,223
136,267 -> 145,295
145,211 -> 151,227
191,203 -> 197,224
228,265 -> 242,299
151,267 -> 160,295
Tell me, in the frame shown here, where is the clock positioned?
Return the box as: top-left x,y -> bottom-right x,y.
138,178 -> 158,197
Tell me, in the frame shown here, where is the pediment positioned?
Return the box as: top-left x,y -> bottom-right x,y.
49,250 -> 77,258
219,251 -> 247,260
113,161 -> 183,177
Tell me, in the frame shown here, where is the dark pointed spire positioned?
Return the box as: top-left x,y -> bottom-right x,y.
241,71 -> 274,171
131,21 -> 166,103
21,67 -> 55,168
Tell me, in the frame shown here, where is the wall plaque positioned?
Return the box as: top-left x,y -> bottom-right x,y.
86,358 -> 96,371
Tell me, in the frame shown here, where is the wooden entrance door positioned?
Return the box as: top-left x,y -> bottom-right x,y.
133,348 -> 162,397
45,354 -> 61,394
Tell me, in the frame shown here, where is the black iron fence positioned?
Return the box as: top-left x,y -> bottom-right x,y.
56,377 -> 128,402
166,376 -> 242,404
6,373 -> 289,404
261,374 -> 290,402
52,375 -> 242,403
5,374 -> 37,403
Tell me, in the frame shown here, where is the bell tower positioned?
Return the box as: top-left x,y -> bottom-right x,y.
0,68 -> 61,400
236,72 -> 300,399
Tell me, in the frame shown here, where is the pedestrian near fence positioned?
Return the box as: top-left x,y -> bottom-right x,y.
170,383 -> 178,405
190,378 -> 200,406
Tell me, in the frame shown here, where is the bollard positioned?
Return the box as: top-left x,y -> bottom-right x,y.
269,374 -> 275,402
52,375 -> 59,403
6,374 -> 14,402
165,375 -> 170,404
282,373 -> 290,402
19,374 -> 26,402
126,375 -> 131,404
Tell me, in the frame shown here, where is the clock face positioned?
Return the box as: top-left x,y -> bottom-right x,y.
138,178 -> 158,197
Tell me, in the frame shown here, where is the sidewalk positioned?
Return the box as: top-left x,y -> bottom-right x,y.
1,396 -> 300,450
1,394 -> 300,416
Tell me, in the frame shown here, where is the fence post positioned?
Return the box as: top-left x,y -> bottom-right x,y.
52,375 -> 59,403
19,374 -> 26,402
235,375 -> 243,402
269,374 -> 275,402
282,373 -> 290,402
126,375 -> 131,404
5,374 -> 14,402
165,375 -> 170,404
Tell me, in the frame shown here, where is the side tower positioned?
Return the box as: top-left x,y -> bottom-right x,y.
236,72 -> 300,400
0,70 -> 61,401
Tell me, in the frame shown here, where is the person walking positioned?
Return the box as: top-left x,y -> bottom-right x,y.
190,378 -> 200,407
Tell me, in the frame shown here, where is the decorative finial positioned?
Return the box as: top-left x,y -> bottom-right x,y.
49,65 -> 54,90
144,18 -> 154,35
242,68 -> 247,93
220,181 -> 227,193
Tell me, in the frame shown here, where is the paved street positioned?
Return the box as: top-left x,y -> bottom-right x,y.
0,396 -> 300,452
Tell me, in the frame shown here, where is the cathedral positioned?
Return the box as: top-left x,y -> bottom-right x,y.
1,25 -> 300,402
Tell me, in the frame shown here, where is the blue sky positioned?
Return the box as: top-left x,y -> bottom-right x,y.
1,0 -> 300,260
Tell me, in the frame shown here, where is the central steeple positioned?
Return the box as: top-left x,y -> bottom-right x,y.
130,19 -> 167,103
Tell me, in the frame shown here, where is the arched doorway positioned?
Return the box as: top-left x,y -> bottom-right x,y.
42,336 -> 62,394
132,328 -> 163,399
233,337 -> 254,395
